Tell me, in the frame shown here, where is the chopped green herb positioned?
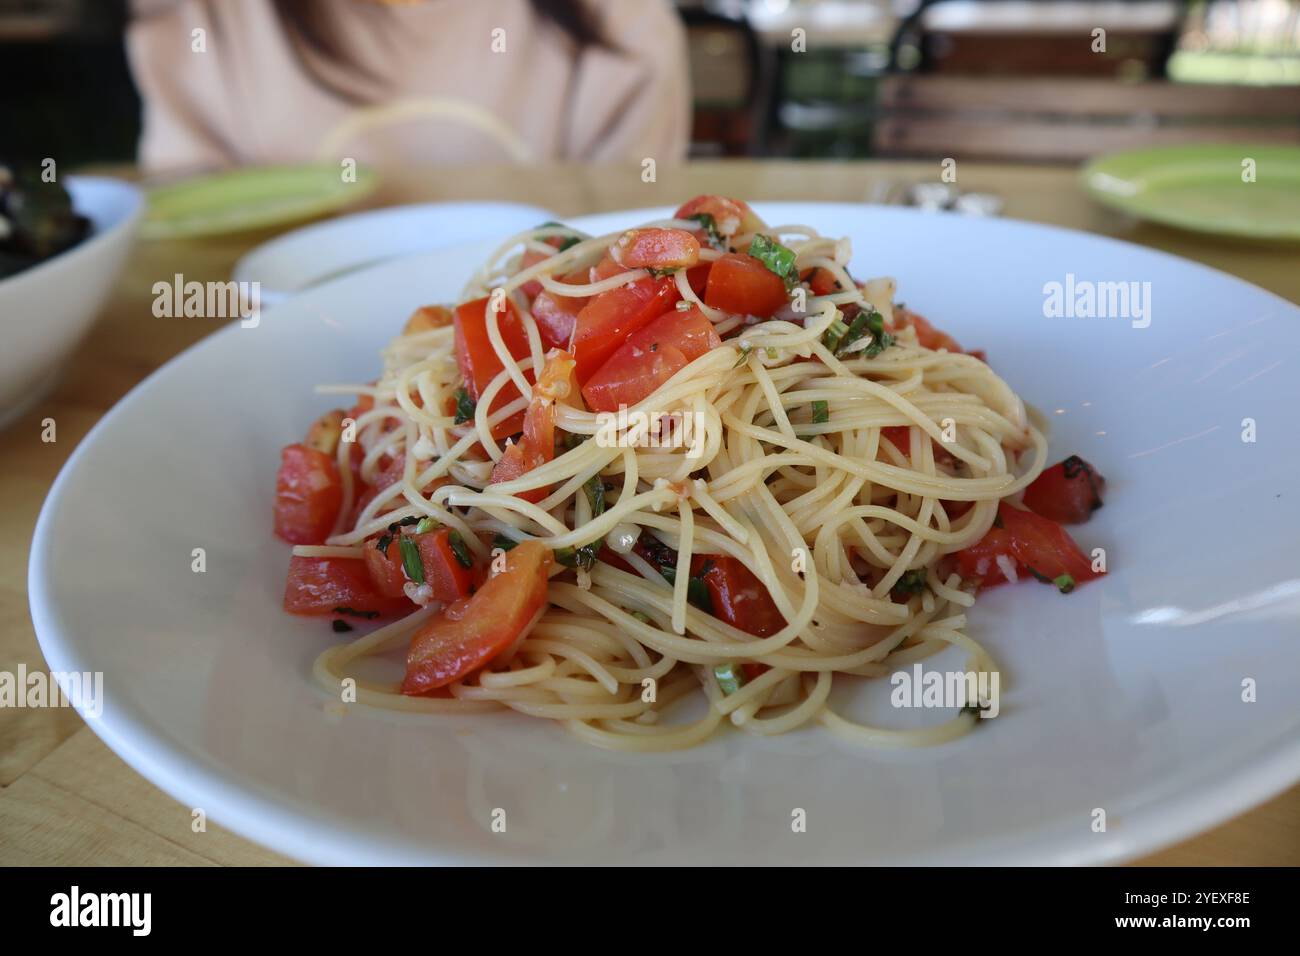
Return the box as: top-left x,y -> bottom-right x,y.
1026,566 -> 1079,592
713,662 -> 747,696
583,475 -> 606,518
822,318 -> 849,353
748,234 -> 799,290
332,619 -> 354,633
414,517 -> 439,535
688,559 -> 714,612
332,606 -> 380,619
646,266 -> 679,278
688,576 -> 712,611
629,610 -> 652,625
492,533 -> 519,551
811,400 -> 829,425
555,543 -> 598,571
399,536 -> 425,584
447,530 -> 474,568
861,310 -> 894,358
453,387 -> 476,425
836,311 -> 872,354
634,538 -> 712,610
685,212 -> 725,250
892,569 -> 928,597
764,346 -> 779,361
733,346 -> 753,368
832,308 -> 893,358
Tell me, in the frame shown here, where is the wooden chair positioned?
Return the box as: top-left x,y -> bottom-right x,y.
682,8 -> 763,157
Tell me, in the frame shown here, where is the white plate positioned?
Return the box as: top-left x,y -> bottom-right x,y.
30,203 -> 1300,865
232,201 -> 555,305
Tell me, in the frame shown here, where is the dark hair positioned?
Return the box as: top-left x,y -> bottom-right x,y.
270,0 -> 604,102
272,0 -> 604,62
529,0 -> 604,48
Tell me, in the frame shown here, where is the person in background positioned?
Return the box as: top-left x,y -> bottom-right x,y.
126,0 -> 690,173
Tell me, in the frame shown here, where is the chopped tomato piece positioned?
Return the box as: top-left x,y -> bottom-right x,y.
453,296 -> 536,439
610,228 -> 701,271
349,453 -> 406,525
571,276 -> 679,382
605,535 -> 785,637
274,443 -> 343,545
530,269 -> 588,351
403,305 -> 453,335
304,409 -> 346,456
880,426 -> 911,455
741,661 -> 770,682
417,528 -> 476,603
686,262 -> 711,296
895,307 -> 964,353
589,253 -> 628,283
956,502 -> 1101,590
581,305 -> 721,412
346,392 -> 374,422
597,545 -> 637,575
519,234 -> 576,299
453,296 -> 531,399
691,554 -> 786,637
489,351 -> 574,502
364,536 -> 409,599
703,253 -> 789,318
1023,456 -> 1106,525
364,529 -> 475,603
283,556 -> 412,616
801,267 -> 841,297
878,425 -> 957,470
673,195 -> 765,238
402,540 -> 553,693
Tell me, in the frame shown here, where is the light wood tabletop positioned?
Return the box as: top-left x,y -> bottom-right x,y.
2,160 -> 1297,866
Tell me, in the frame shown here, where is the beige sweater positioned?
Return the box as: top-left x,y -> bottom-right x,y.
127,0 -> 690,173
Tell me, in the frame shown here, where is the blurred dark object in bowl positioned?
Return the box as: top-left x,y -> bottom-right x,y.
0,164 -> 92,280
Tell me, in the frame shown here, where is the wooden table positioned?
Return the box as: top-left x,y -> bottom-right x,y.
2,160 -> 1297,866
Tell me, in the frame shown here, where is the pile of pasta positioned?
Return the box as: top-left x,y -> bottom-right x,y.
273,195 -> 1106,751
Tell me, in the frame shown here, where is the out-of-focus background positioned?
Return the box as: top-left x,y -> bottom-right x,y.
4,0 -> 1300,870
3,0 -> 1297,166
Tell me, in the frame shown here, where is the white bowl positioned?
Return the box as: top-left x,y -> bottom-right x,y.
0,176 -> 144,426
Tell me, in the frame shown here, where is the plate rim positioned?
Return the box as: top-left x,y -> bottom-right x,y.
1081,143 -> 1300,241
231,199 -> 557,302
140,163 -> 379,241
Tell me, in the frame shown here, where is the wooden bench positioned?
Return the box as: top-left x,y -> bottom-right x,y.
874,76 -> 1300,162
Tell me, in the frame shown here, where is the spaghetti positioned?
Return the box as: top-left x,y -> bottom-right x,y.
274,195 -> 1106,752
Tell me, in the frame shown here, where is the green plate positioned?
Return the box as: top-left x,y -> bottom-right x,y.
1082,144 -> 1300,241
141,164 -> 378,240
